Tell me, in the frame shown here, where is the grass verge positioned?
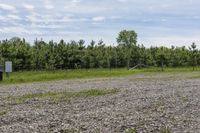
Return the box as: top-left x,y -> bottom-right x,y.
7,89 -> 118,104
1,67 -> 200,84
190,75 -> 200,79
0,69 -> 141,84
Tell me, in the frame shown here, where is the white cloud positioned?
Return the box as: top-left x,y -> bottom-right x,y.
63,1 -> 109,14
110,16 -> 121,20
31,23 -> 63,28
44,0 -> 54,9
7,14 -> 21,20
45,4 -> 54,10
161,18 -> 167,22
0,15 -> 6,20
117,0 -> 130,2
64,0 -> 81,10
92,16 -> 105,22
0,27 -> 29,34
23,4 -> 34,10
72,0 -> 82,4
0,0 -> 200,46
0,14 -> 21,21
26,13 -> 88,23
0,27 -> 42,35
0,3 -> 17,12
140,35 -> 200,48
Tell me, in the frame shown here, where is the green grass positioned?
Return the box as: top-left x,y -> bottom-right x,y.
141,67 -> 200,72
7,89 -> 118,104
0,69 -> 141,84
190,75 -> 200,79
160,128 -> 172,133
1,67 -> 200,84
0,110 -> 7,117
125,128 -> 137,133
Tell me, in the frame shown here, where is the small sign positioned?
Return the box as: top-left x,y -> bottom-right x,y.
5,61 -> 12,73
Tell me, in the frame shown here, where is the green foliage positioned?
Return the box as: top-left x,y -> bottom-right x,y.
117,30 -> 137,47
189,42 -> 198,70
117,30 -> 137,69
0,31 -> 200,72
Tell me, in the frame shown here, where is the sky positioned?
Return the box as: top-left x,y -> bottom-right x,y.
0,0 -> 200,47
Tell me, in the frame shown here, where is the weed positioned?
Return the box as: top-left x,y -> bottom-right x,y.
125,128 -> 137,133
7,89 -> 118,104
160,128 -> 172,133
59,129 -> 79,133
0,110 -> 7,117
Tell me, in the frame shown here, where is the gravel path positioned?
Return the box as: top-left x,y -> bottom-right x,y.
0,72 -> 200,133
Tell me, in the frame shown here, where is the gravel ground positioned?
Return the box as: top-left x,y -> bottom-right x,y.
0,72 -> 200,133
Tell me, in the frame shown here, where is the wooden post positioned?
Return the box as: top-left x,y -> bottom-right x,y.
6,72 -> 9,78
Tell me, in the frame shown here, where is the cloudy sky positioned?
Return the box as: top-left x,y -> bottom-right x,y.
0,0 -> 200,47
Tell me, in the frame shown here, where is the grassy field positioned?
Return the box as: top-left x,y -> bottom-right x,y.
0,67 -> 200,84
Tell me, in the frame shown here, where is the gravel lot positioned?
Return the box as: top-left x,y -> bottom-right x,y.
0,72 -> 200,133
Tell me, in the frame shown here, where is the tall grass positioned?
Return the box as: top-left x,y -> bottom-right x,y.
1,67 -> 200,84
1,68 -> 141,84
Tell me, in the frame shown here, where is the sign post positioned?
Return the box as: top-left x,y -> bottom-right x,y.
5,61 -> 12,78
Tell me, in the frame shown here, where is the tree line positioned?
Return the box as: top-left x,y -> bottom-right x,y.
0,30 -> 199,71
